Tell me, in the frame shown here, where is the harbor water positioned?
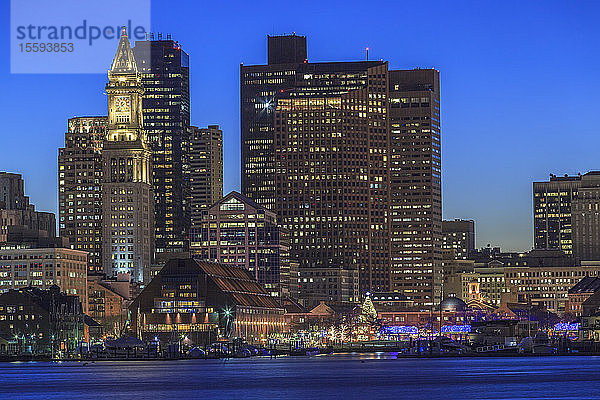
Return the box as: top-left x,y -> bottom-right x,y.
1,353 -> 599,399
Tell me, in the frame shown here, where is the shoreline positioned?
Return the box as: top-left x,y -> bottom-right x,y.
2,351 -> 600,363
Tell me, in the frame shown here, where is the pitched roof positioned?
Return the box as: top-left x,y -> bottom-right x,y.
210,191 -> 272,215
569,276 -> 600,294
160,259 -> 282,309
110,28 -> 138,74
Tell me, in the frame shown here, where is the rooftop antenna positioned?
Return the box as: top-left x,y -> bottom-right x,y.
366,47 -> 369,61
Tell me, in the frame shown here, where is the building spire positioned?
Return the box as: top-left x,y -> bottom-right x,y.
110,27 -> 137,74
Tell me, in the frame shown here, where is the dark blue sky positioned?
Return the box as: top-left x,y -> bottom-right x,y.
1,1 -> 598,251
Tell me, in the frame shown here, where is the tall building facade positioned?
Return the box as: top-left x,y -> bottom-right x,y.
189,191 -> 296,299
132,37 -> 191,255
102,29 -> 154,283
442,219 -> 475,260
189,125 -> 223,227
572,172 -> 600,261
533,174 -> 581,255
241,35 -> 442,305
242,36 -> 390,303
0,172 -> 55,244
58,117 -> 106,272
389,69 -> 442,307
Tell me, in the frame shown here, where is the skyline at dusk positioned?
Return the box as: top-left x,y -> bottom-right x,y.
2,0 -> 600,252
4,2 -> 600,396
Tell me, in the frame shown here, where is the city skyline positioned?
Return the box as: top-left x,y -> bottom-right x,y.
2,1 -> 600,252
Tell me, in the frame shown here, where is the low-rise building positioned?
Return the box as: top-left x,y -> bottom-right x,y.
129,258 -> 285,345
87,274 -> 138,337
0,286 -> 85,355
503,250 -> 600,314
566,276 -> 600,317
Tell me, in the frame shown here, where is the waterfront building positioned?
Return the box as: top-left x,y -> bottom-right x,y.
189,125 -> 223,227
376,297 -> 493,340
579,288 -> 600,341
87,274 -> 137,335
567,276 -> 600,317
503,250 -> 600,314
579,313 -> 600,342
101,29 -> 154,283
132,36 -> 191,255
0,172 -> 55,244
129,258 -> 285,344
284,300 -> 357,336
189,191 -> 297,299
442,219 -> 475,260
533,173 -> 581,255
58,117 -> 106,273
389,69 -> 442,307
0,286 -> 85,355
0,244 -> 88,312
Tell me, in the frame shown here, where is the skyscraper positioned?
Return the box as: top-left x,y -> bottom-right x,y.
442,219 -> 475,260
242,35 -> 394,304
389,69 -> 442,307
58,117 -> 106,272
533,173 -> 581,255
572,172 -> 600,261
102,29 -> 154,283
242,35 -> 442,305
132,36 -> 190,255
189,125 -> 223,227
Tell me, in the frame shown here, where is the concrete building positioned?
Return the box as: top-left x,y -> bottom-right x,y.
298,267 -> 359,307
242,35 -> 395,301
102,29 -> 154,283
58,117 -> 106,273
0,172 -> 55,244
389,69 -> 442,307
572,172 -> 600,261
442,219 -> 475,260
533,173 -> 581,255
189,125 -> 223,227
129,258 -> 285,344
0,245 -> 88,311
241,34 -> 443,306
132,36 -> 191,255
503,250 -> 600,314
442,255 -> 506,307
189,192 -> 297,299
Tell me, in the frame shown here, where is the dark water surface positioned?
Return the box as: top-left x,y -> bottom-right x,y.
1,353 -> 600,399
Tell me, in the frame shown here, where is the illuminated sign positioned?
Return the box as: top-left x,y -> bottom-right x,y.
381,326 -> 418,335
554,323 -> 579,331
441,325 -> 471,333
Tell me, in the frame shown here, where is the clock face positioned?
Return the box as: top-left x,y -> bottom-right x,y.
115,96 -> 130,112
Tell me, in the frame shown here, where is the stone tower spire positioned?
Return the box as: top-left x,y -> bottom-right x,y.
110,27 -> 138,74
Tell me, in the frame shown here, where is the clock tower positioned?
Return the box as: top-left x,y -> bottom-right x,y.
102,28 -> 154,283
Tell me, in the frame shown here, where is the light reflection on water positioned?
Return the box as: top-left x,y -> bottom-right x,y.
1,354 -> 599,399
